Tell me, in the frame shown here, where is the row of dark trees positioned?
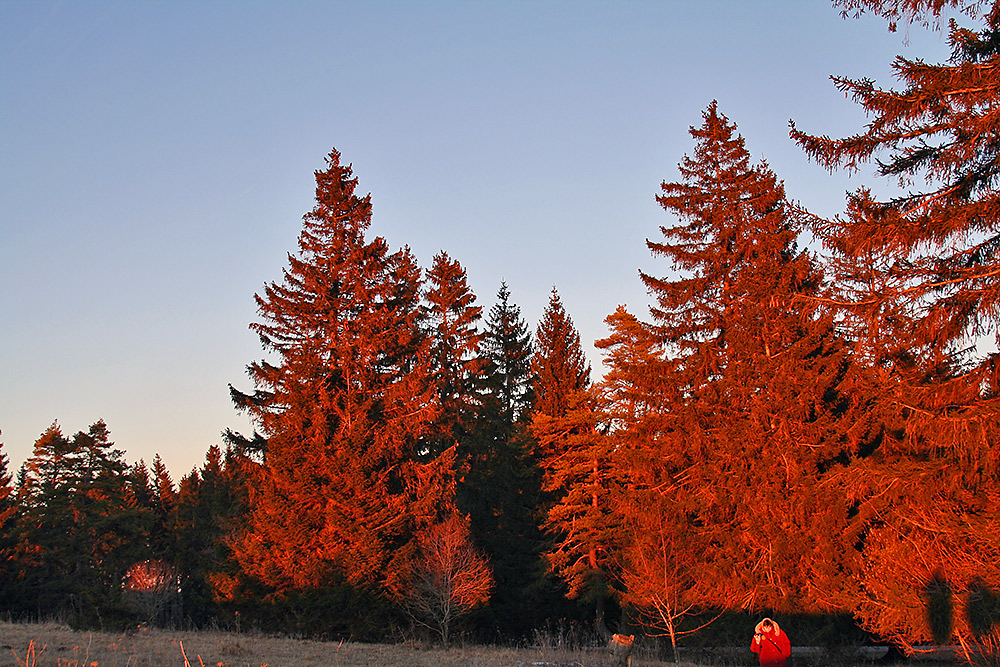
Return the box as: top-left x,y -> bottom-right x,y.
4,0 -> 1000,653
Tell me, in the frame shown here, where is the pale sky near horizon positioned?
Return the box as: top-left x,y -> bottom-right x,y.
1,1 -> 957,478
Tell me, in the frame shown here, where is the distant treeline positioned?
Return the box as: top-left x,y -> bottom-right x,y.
3,0 -> 1000,653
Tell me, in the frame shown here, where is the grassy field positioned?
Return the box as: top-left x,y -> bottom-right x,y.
0,621 -> 690,667
3,621 -> 964,667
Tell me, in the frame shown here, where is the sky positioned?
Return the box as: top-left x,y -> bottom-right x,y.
1,1 -> 958,478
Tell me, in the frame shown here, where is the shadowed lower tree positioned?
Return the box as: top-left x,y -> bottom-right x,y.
172,445 -> 253,627
0,435 -> 17,612
789,0 -> 1000,647
229,149 -> 458,608
8,421 -> 153,622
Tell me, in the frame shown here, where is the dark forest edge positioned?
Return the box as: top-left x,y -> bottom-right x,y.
4,1 -> 1000,663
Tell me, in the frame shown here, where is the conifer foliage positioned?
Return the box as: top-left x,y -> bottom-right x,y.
424,251 -> 484,458
529,288 -> 612,611
605,102 -> 857,617
230,149 -> 457,596
791,0 -> 1000,646
9,421 -> 154,621
532,287 -> 591,418
460,281 -> 545,637
9,5 -> 1000,646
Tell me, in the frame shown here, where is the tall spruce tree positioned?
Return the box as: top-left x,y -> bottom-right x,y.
789,0 -> 1000,646
528,288 -> 614,625
461,281 -> 544,638
230,149 -> 457,601
604,103 -> 858,616
532,287 -> 591,418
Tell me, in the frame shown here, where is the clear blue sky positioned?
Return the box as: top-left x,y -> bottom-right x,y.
1,1 -> 954,478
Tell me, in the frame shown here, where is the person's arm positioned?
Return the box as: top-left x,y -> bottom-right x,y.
751,633 -> 763,653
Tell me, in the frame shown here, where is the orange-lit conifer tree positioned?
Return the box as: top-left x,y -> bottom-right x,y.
529,288 -> 616,625
423,251 -> 484,459
789,0 -> 1000,647
230,150 -> 457,600
605,103 -> 859,619
532,287 -> 591,418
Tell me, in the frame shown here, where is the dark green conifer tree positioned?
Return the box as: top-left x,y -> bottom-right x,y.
10,421 -> 152,622
0,435 -> 18,612
459,281 -> 549,639
173,445 -> 252,627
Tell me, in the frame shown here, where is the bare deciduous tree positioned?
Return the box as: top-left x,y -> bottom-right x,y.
619,503 -> 719,664
402,513 -> 493,646
122,559 -> 180,625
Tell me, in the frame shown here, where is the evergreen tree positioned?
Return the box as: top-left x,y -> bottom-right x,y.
789,0 -> 1000,646
460,281 -> 544,638
480,281 -> 534,424
532,287 -> 591,418
173,445 -> 252,627
604,103 -> 858,617
149,453 -> 177,561
0,434 -> 13,535
423,251 -> 484,458
0,435 -> 18,612
530,387 -> 617,628
230,149 -> 457,602
528,288 -> 615,626
10,421 -> 152,621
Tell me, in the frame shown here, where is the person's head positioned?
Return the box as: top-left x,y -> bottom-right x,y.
762,619 -> 773,630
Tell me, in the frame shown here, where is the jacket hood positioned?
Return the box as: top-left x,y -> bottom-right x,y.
755,618 -> 781,635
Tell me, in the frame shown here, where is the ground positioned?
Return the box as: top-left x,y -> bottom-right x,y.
0,621 -> 681,667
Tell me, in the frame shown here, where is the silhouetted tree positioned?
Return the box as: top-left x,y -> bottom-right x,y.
9,421 -> 152,622
461,281 -> 544,638
0,435 -> 18,612
173,445 -> 252,626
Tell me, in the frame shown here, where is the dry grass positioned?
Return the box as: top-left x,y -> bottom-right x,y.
0,621 -> 686,667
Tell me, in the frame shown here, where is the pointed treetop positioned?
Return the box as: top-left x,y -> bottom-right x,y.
533,286 -> 591,417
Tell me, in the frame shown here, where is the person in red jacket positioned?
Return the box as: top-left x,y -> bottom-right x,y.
751,617 -> 791,667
